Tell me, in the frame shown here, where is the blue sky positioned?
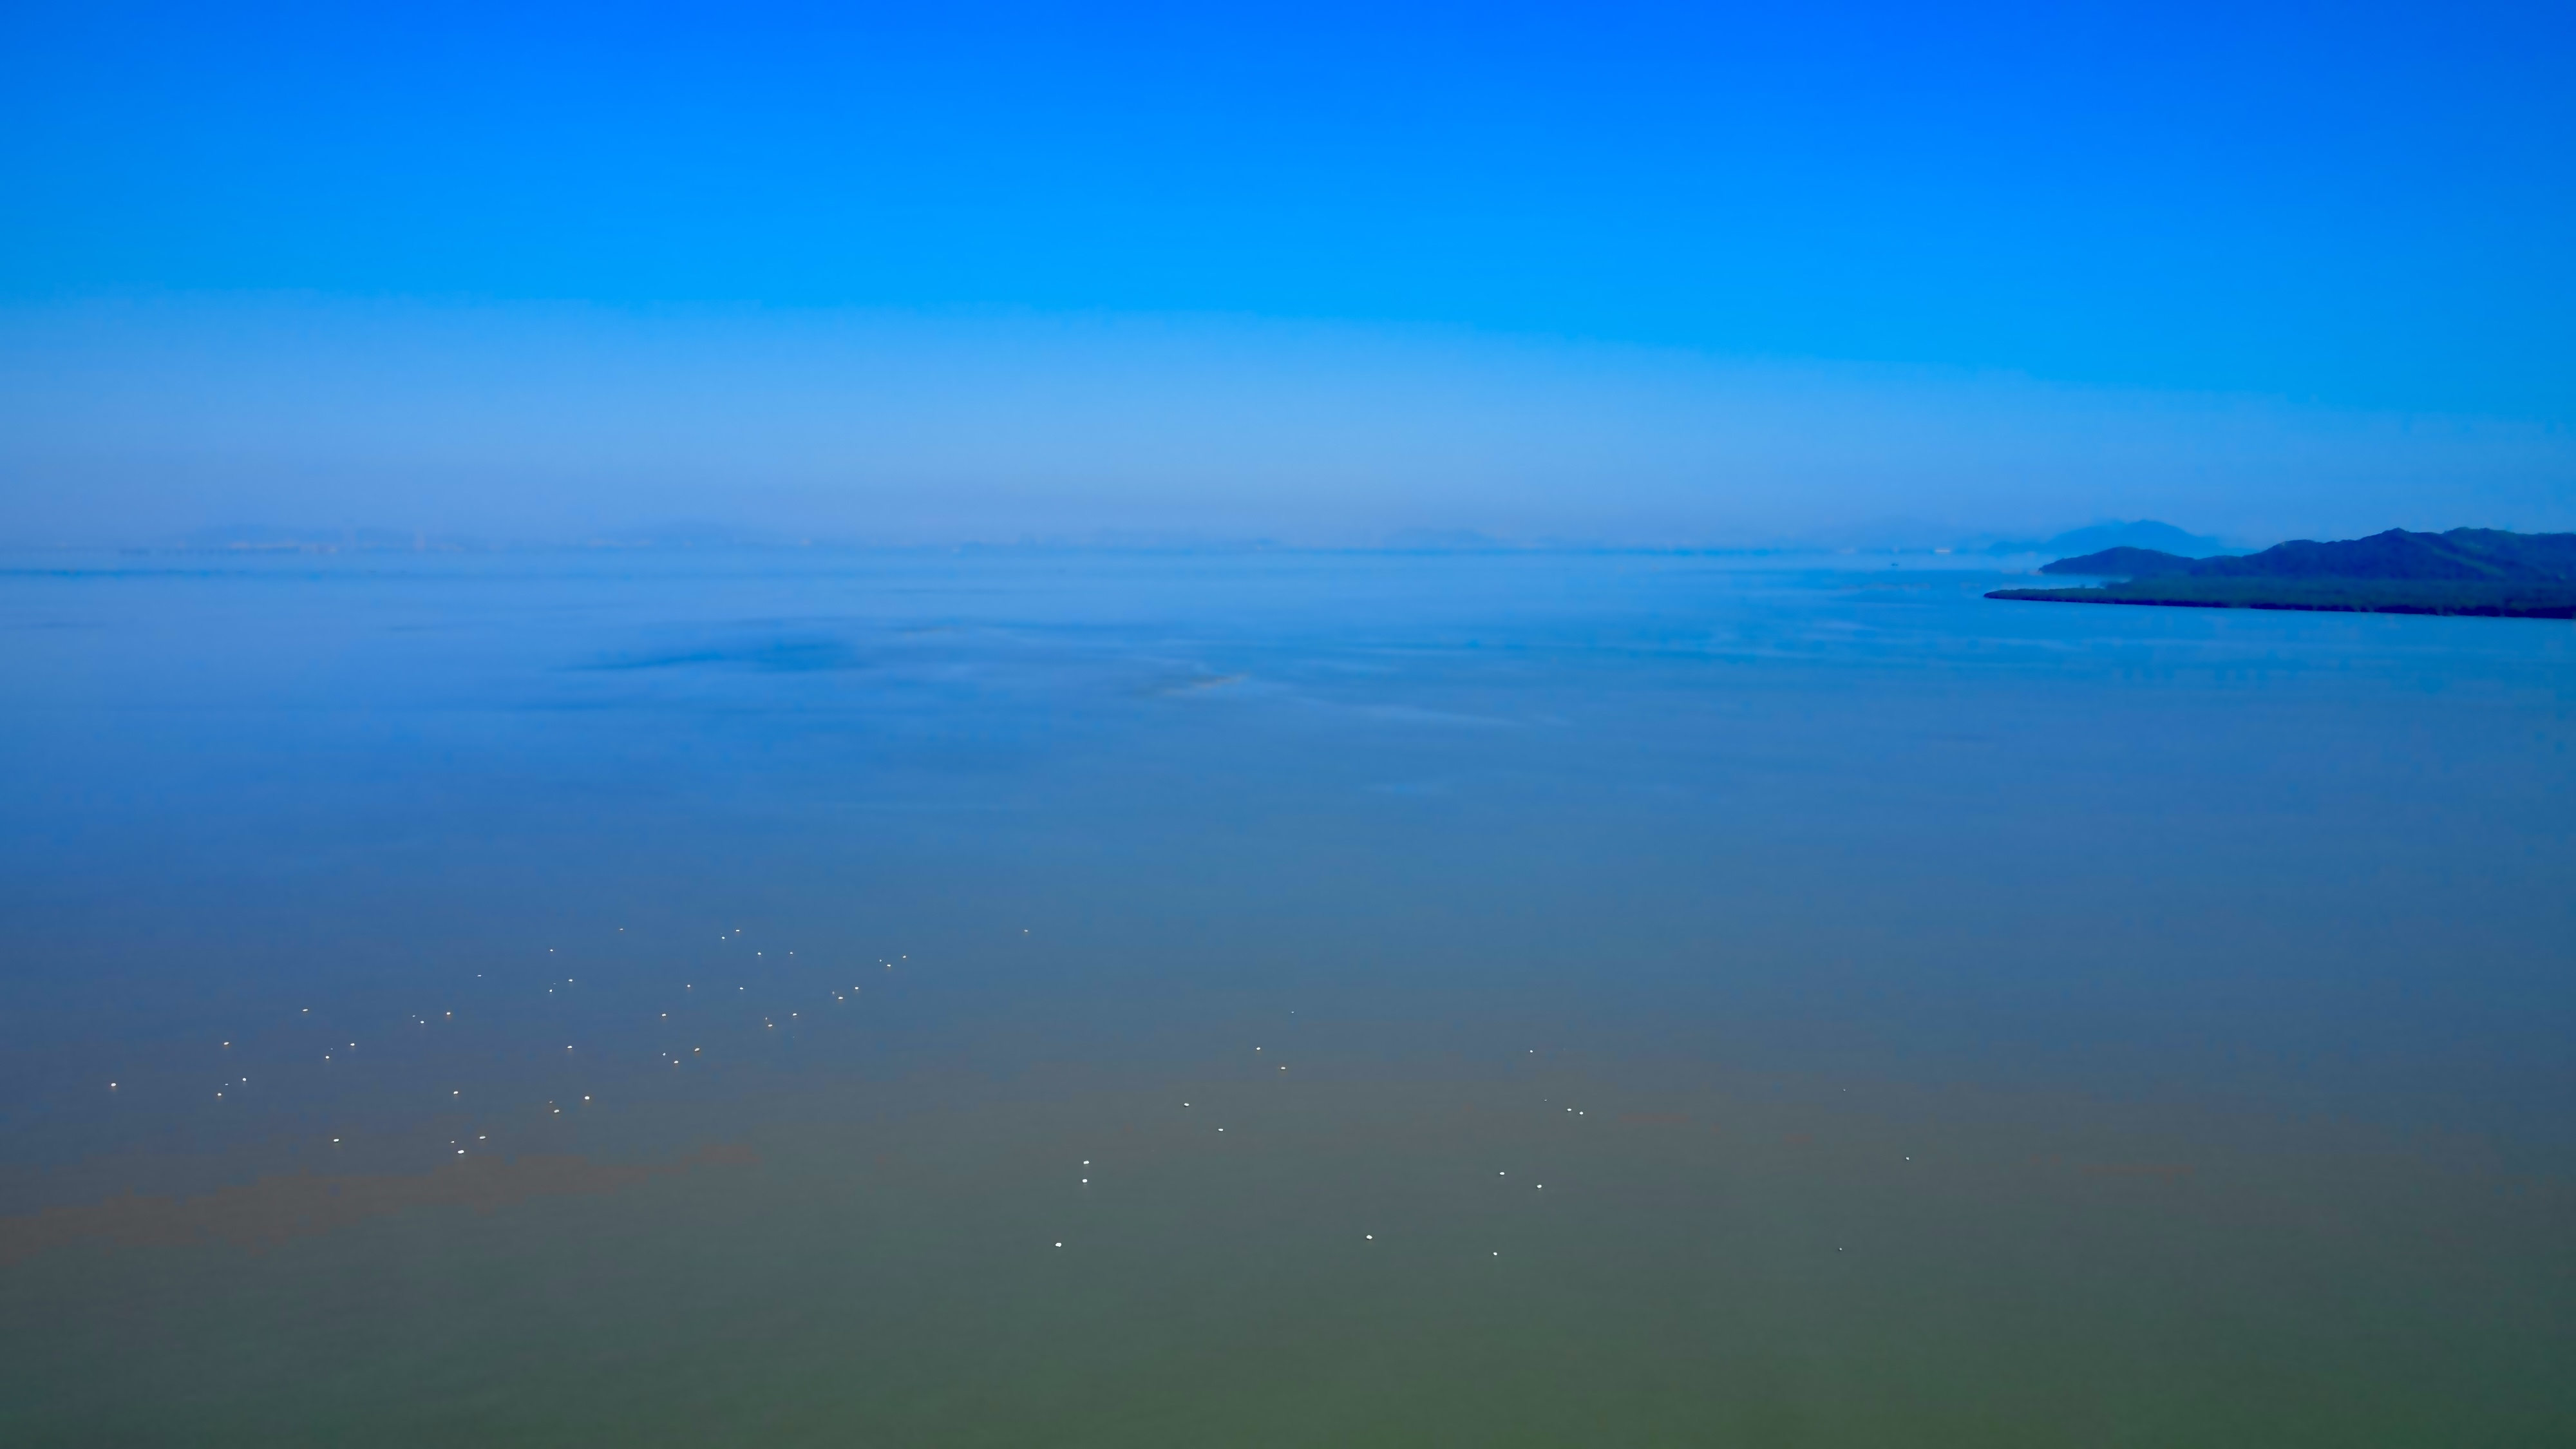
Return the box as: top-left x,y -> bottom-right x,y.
3,1 -> 2571,544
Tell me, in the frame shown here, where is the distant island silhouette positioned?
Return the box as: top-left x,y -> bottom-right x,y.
1965,520 -> 2234,558
1991,528 -> 2576,618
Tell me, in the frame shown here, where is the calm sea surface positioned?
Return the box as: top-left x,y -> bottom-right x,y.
3,549 -> 2571,1444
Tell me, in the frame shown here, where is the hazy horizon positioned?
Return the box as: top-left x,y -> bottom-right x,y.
5,299 -> 2571,553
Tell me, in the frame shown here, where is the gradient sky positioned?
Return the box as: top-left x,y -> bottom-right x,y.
4,1 -> 2571,545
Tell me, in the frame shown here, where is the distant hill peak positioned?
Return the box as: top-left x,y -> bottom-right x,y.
1974,520 -> 2230,558
2045,520 -> 2230,557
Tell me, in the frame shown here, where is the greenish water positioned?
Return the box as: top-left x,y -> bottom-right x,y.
2,550 -> 2570,1443
10,1070 -> 2568,1444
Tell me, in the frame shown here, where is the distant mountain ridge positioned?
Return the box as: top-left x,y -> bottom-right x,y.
1991,528 -> 2576,618
2050,528 -> 2576,583
2191,528 -> 2576,582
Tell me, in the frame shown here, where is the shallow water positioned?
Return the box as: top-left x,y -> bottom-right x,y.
2,549 -> 2570,1443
